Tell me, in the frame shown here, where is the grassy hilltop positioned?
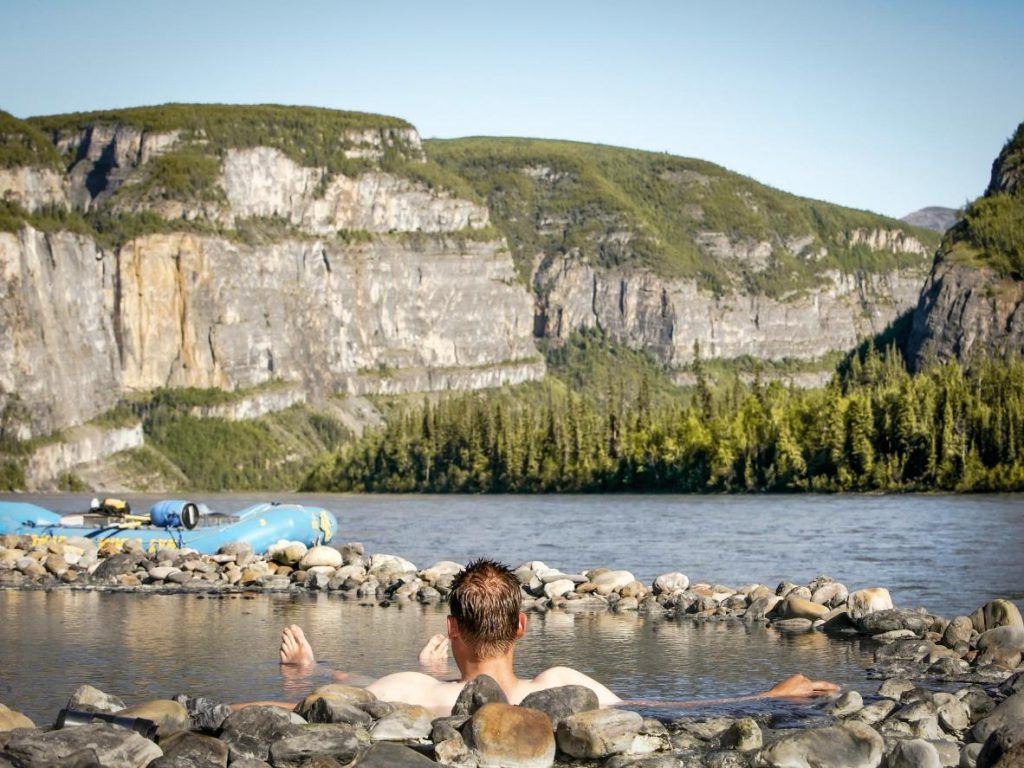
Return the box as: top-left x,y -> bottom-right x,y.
427,137 -> 940,293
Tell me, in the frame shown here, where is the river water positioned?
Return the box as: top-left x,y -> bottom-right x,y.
1,493 -> 1022,724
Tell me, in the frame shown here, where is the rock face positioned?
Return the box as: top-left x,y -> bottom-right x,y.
534,255 -> 926,366
906,122 -> 1024,370
907,262 -> 1024,370
221,148 -> 489,233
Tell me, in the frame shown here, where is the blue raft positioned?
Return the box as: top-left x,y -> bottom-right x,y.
0,500 -> 337,555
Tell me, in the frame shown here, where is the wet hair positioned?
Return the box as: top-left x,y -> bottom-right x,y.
448,558 -> 523,658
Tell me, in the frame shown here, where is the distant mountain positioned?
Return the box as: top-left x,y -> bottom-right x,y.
901,206 -> 961,233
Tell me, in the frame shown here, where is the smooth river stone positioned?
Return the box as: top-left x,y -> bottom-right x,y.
467,703 -> 556,768
846,587 -> 894,619
757,721 -> 883,768
556,708 -> 642,758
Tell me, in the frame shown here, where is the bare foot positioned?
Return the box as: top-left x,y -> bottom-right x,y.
418,633 -> 450,665
280,624 -> 316,667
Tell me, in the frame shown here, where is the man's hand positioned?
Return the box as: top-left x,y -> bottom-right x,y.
763,674 -> 840,699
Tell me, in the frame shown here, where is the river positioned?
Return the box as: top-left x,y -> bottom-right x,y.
1,492 -> 1022,725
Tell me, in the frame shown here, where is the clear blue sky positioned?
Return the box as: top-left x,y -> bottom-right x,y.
2,0 -> 1021,217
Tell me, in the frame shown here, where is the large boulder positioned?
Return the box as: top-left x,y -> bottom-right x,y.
973,692 -> 1024,744
66,685 -> 127,715
556,708 -> 643,759
0,704 -> 33,733
0,722 -> 162,768
972,600 -> 1024,634
268,723 -> 369,767
465,703 -> 555,768
757,721 -> 883,768
977,722 -> 1024,768
847,588 -> 894,620
519,686 -> 599,730
220,705 -> 301,762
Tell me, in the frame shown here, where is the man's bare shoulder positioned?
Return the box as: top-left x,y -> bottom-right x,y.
366,671 -> 465,714
530,666 -> 622,706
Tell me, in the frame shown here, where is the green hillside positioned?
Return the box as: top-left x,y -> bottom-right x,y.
942,122 -> 1024,278
0,110 -> 61,169
427,137 -> 940,293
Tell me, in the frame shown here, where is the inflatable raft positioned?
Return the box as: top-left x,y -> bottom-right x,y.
0,499 -> 337,555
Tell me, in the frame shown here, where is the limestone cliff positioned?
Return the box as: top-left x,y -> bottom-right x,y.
0,106 -> 543,443
533,254 -> 924,366
907,122 -> 1024,369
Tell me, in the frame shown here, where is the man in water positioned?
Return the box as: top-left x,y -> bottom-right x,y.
273,559 -> 838,715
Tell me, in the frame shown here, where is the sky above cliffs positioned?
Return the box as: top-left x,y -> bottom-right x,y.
1,0 -> 1021,218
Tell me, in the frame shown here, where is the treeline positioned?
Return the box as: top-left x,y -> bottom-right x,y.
303,347 -> 1024,493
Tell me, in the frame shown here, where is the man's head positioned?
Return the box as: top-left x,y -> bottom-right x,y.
447,558 -> 525,660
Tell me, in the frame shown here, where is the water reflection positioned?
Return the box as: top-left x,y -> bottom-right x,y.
1,591 -> 876,724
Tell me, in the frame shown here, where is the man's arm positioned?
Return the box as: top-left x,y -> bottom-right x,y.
618,675 -> 840,709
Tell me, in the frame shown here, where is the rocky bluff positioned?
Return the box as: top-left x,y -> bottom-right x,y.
1,105 -> 941,440
907,121 -> 1024,370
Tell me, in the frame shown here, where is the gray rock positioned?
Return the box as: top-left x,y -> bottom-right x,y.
355,742 -> 438,767
973,692 -> 1024,744
220,705 -> 301,761
302,696 -> 374,727
0,722 -> 162,768
829,690 -> 864,717
556,708 -> 643,759
875,638 -> 932,663
887,739 -> 941,768
999,672 -> 1024,698
519,686 -> 599,730
268,723 -> 369,768
66,684 -> 126,715
977,722 -> 1024,768
977,627 -> 1024,667
943,616 -> 974,648
938,698 -> 971,733
850,699 -> 899,726
720,718 -> 762,751
452,675 -> 508,717
171,694 -> 232,733
958,688 -> 996,725
154,730 -> 228,767
369,704 -> 433,741
859,609 -> 932,636
757,721 -> 883,768
92,553 -> 143,580
962,743 -> 982,768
